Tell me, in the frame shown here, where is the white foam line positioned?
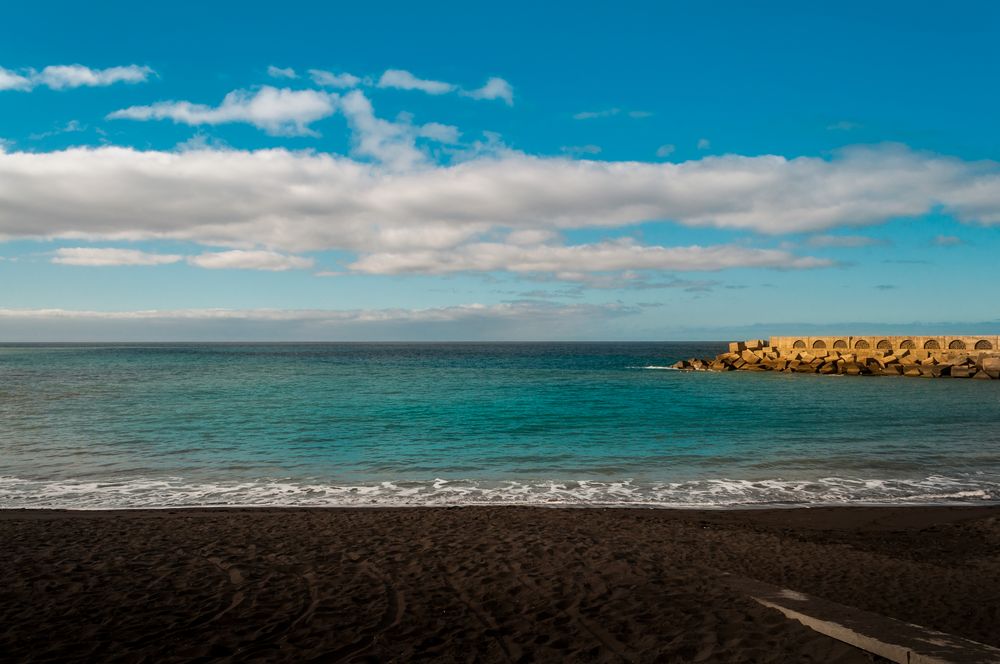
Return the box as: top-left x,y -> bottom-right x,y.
1,475 -> 997,510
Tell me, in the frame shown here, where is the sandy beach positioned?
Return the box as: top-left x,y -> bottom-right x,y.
2,505 -> 998,662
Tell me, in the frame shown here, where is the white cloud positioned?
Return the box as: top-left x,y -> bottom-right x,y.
656,144 -> 675,158
108,86 -> 337,136
348,239 -> 830,275
573,109 -> 620,120
418,122 -> 461,144
188,250 -> 313,271
0,66 -> 33,91
933,234 -> 964,246
561,145 -> 602,156
52,247 -> 182,266
38,65 -> 154,90
29,120 -> 85,141
1,144 -> 998,278
308,69 -> 362,88
339,91 -> 460,168
339,90 -> 428,170
377,69 -> 456,95
51,247 -> 313,271
267,65 -> 298,79
573,108 -> 649,120
697,138 -> 711,150
805,234 -> 885,248
1,64 -> 154,91
463,77 -> 513,105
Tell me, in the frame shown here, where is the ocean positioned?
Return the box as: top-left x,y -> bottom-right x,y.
2,342 -> 998,508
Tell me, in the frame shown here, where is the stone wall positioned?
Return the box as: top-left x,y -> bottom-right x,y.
769,335 -> 998,352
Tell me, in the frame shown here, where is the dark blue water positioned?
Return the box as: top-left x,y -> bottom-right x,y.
2,343 -> 999,508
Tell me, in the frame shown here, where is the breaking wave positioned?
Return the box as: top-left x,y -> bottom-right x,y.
2,474 -> 997,509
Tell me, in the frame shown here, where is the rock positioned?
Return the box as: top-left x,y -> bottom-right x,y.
745,339 -> 765,350
903,365 -> 922,377
982,356 -> 1000,379
729,341 -> 746,354
881,364 -> 903,375
973,370 -> 993,380
740,350 -> 761,364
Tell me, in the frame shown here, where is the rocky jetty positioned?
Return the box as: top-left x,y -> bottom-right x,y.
674,338 -> 1000,379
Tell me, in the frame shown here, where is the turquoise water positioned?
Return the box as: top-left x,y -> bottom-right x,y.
2,342 -> 999,508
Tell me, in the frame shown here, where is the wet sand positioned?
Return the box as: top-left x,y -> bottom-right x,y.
2,505 -> 998,662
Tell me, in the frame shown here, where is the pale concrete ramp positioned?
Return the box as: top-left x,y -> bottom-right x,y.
725,575 -> 1000,663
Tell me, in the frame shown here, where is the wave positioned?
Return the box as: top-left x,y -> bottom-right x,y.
1,474 -> 997,509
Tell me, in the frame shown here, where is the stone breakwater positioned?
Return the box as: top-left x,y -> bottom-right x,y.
673,337 -> 1000,379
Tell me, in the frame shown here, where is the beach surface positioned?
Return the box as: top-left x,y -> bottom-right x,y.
2,505 -> 998,662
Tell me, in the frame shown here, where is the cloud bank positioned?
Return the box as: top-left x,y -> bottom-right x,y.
0,302 -> 642,341
1,143 -> 997,277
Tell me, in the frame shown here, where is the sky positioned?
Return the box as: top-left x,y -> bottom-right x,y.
1,0 -> 998,340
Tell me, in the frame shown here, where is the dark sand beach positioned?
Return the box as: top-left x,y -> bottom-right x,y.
2,505 -> 998,662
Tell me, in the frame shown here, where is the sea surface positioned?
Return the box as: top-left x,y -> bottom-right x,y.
2,342 -> 999,509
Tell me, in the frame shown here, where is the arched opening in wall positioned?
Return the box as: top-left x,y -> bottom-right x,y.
900,340 -> 916,349
949,340 -> 966,350
876,340 -> 890,349
975,340 -> 993,350
855,340 -> 870,349
793,340 -> 806,348
924,340 -> 940,349
812,340 -> 827,349
833,340 -> 848,349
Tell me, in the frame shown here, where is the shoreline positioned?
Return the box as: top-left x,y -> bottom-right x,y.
4,504 -> 998,662
4,498 -> 1000,511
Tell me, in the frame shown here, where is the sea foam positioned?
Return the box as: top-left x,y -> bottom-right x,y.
1,474 -> 996,509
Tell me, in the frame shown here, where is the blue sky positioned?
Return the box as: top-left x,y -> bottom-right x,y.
1,1 -> 998,340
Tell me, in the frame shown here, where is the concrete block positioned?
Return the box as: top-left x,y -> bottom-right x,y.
725,575 -> 1000,664
843,362 -> 863,375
